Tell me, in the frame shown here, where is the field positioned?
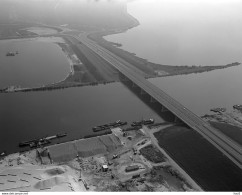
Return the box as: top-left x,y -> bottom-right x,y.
154,125 -> 242,191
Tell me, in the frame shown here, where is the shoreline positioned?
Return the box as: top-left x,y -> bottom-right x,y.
0,125 -> 202,192
202,106 -> 242,146
88,30 -> 241,78
1,26 -> 241,191
0,22 -> 241,93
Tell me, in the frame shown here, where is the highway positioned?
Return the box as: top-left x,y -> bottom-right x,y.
64,33 -> 242,169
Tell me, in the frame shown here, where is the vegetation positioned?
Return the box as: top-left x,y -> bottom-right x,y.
139,144 -> 166,163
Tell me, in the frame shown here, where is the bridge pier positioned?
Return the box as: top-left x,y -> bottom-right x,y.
161,105 -> 169,112
140,89 -> 146,95
150,97 -> 156,103
121,77 -> 129,82
174,116 -> 185,125
119,74 -> 129,82
174,116 -> 181,124
132,82 -> 138,88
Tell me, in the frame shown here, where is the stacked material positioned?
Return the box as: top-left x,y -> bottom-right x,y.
48,142 -> 78,163
48,134 -> 121,162
76,138 -> 106,158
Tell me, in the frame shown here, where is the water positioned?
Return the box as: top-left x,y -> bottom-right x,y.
0,83 -> 162,154
0,1 -> 241,190
104,0 -> 242,116
0,37 -> 70,88
150,64 -> 242,116
105,0 -> 242,66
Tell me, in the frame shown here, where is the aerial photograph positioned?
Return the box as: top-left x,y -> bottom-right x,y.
0,0 -> 242,193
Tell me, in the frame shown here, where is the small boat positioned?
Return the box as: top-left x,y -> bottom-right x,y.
0,151 -> 6,157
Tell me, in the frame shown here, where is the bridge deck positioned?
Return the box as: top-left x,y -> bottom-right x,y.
66,33 -> 241,168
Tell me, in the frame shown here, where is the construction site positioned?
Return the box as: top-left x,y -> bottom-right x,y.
0,124 -> 201,192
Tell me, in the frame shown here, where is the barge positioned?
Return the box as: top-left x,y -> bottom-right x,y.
6,51 -> 18,56
93,120 -> 127,132
19,133 -> 67,148
210,108 -> 226,113
131,119 -> 154,127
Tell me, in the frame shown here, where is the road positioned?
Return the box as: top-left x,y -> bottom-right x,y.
62,32 -> 242,169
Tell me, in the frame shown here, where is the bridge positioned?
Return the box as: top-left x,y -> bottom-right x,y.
65,33 -> 242,169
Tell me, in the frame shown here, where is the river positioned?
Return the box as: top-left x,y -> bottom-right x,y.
105,0 -> 242,116
1,0 -> 242,191
0,83 -> 162,154
106,0 -> 242,66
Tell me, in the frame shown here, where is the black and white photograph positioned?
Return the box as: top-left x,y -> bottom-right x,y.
0,0 -> 241,193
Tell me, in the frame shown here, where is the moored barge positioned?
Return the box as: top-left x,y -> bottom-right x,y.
19,133 -> 67,148
93,120 -> 127,132
131,118 -> 154,127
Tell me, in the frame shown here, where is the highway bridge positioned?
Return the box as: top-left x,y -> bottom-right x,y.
65,33 -> 242,169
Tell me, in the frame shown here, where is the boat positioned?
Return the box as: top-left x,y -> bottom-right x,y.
56,133 -> 67,138
6,52 -> 15,56
143,119 -> 155,125
233,104 -> 242,111
19,133 -> 67,147
210,108 -> 226,113
93,120 -> 127,132
29,139 -> 51,148
0,151 -> 6,157
93,126 -> 109,132
19,138 -> 42,147
131,119 -> 154,127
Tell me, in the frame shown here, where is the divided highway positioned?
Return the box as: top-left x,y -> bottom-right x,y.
65,33 -> 242,169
